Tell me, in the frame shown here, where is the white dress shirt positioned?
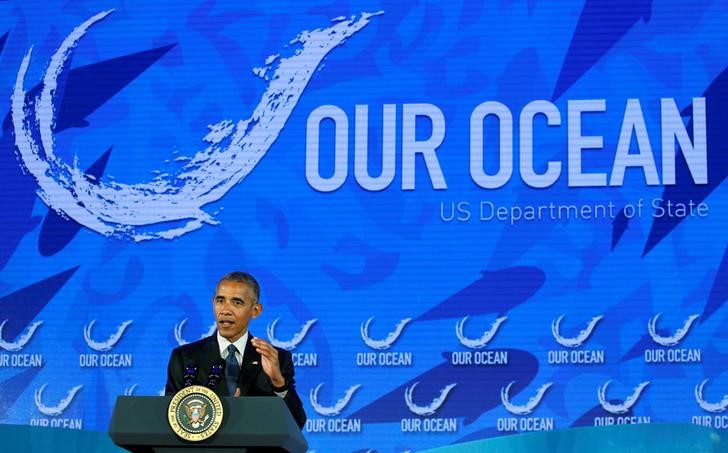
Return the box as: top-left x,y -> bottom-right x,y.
216,331 -> 287,398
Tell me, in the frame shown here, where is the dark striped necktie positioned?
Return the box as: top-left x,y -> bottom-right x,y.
225,344 -> 240,396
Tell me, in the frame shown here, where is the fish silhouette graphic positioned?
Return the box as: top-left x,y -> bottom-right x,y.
267,318 -> 317,351
360,317 -> 412,350
309,383 -> 361,416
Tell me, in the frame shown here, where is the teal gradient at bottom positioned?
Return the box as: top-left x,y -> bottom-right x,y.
421,424 -> 727,453
0,424 -> 122,453
1,422 -> 726,452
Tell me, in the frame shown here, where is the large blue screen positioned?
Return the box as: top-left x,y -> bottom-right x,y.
0,1 -> 726,451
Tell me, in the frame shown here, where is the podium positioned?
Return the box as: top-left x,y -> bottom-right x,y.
108,396 -> 307,453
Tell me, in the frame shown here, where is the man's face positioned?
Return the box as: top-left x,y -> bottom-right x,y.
213,280 -> 260,342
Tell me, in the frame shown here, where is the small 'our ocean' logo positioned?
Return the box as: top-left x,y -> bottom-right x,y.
404,382 -> 457,416
309,383 -> 361,416
83,319 -> 133,351
34,383 -> 83,416
174,318 -> 216,346
501,381 -> 553,415
597,380 -> 650,415
647,313 -> 699,347
267,318 -> 317,351
455,315 -> 507,349
360,317 -> 412,350
0,319 -> 43,352
695,379 -> 728,413
551,314 -> 602,348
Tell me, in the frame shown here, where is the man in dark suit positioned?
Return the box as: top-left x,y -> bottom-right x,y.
165,271 -> 306,429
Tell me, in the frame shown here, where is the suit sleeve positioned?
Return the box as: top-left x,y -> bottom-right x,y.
165,348 -> 184,395
278,349 -> 307,429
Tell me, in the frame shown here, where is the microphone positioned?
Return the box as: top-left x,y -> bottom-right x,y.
206,358 -> 226,390
183,362 -> 199,387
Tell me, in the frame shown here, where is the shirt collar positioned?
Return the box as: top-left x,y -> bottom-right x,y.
217,330 -> 249,358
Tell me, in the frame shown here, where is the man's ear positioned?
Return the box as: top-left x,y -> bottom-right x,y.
253,303 -> 263,317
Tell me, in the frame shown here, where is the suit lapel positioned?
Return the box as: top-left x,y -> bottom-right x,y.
237,334 -> 261,396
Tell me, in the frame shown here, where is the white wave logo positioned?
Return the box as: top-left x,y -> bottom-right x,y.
551,314 -> 603,348
0,319 -> 43,351
174,318 -> 217,346
124,383 -> 139,396
695,379 -> 728,413
11,10 -> 380,241
597,380 -> 650,415
83,319 -> 133,351
360,317 -> 412,350
309,383 -> 361,416
34,384 -> 83,416
500,381 -> 553,415
647,313 -> 699,347
404,382 -> 457,416
455,315 -> 507,349
267,318 -> 317,351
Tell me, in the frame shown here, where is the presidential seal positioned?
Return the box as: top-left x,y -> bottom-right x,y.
168,385 -> 224,441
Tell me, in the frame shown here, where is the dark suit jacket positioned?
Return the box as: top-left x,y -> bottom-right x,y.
165,333 -> 306,429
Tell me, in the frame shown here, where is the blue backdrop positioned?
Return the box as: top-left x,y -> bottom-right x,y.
0,1 -> 726,451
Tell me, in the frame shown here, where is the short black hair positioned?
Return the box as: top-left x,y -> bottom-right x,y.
217,271 -> 260,302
